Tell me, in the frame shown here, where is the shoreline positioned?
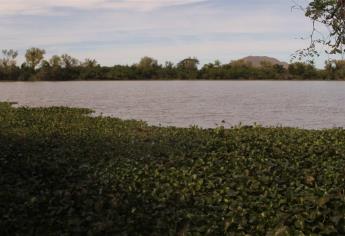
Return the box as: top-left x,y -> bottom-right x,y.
1,102 -> 344,131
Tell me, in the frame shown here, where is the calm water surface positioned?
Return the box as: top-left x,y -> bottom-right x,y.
0,81 -> 344,129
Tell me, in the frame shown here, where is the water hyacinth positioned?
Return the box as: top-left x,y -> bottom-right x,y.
0,102 -> 344,235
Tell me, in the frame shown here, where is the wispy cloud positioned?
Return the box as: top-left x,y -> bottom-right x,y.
0,0 -> 331,67
0,0 -> 206,15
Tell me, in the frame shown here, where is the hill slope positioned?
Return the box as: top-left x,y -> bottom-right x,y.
240,56 -> 289,68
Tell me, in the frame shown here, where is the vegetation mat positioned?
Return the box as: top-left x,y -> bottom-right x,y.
0,102 -> 344,235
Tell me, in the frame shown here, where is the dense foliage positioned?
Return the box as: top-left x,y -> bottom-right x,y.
307,0 -> 345,54
1,48 -> 345,81
1,102 -> 345,235
295,0 -> 345,59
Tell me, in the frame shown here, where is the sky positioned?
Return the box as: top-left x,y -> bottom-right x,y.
0,0 -> 338,67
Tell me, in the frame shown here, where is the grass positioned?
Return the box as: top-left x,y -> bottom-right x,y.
0,102 -> 344,235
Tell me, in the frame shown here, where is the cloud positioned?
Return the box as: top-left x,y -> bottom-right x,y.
70,38 -> 306,65
0,0 -> 207,15
1,0 -> 328,67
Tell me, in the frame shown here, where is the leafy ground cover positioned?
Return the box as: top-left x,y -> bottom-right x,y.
0,102 -> 344,235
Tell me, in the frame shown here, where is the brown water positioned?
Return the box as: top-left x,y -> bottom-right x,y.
0,81 -> 344,129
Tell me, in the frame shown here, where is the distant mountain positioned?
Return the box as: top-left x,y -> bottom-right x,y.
239,56 -> 289,68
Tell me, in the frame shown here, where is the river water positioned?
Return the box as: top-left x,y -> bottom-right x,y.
0,81 -> 344,129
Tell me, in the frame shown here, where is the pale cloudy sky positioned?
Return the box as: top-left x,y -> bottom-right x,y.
0,0 -> 334,67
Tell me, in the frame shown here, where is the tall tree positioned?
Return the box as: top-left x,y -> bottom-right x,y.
25,48 -> 46,69
49,55 -> 62,67
0,49 -> 18,67
82,58 -> 98,68
325,59 -> 345,79
164,61 -> 174,69
137,56 -> 158,69
61,54 -> 79,68
177,57 -> 200,70
176,57 -> 200,79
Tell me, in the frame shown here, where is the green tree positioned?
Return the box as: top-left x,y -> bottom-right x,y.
296,0 -> 345,59
164,61 -> 174,69
82,58 -> 98,68
288,62 -> 318,79
177,57 -> 199,70
0,49 -> 19,81
61,54 -> 79,68
214,60 -> 222,67
325,59 -> 345,79
49,55 -> 62,67
176,57 -> 200,79
159,61 -> 177,79
200,61 -> 226,80
227,60 -> 257,80
137,56 -> 158,69
0,49 -> 18,67
25,48 -> 46,69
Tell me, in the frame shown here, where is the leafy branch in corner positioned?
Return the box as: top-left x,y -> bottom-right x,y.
292,0 -> 345,62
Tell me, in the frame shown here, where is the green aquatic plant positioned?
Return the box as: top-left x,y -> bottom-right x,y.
0,102 -> 344,235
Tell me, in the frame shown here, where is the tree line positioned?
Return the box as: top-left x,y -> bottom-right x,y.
0,48 -> 344,81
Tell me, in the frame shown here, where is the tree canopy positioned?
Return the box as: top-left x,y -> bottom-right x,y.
296,0 -> 345,59
1,48 -> 345,81
25,48 -> 46,69
0,50 -> 18,67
